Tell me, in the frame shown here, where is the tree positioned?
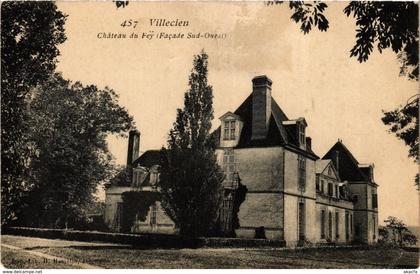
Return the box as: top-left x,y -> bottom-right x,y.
380,216 -> 418,247
159,51 -> 224,237
1,1 -> 67,226
121,191 -> 160,233
107,165 -> 132,188
268,1 -> 418,79
268,1 -> 419,188
20,74 -> 134,228
382,96 -> 419,188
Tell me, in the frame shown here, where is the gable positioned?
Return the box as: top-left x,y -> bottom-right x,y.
219,111 -> 242,121
322,141 -> 368,181
316,159 -> 340,181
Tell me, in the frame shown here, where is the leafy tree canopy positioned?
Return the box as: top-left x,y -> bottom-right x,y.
379,216 -> 418,247
267,1 -> 419,80
20,74 -> 134,228
121,191 -> 160,233
1,1 -> 67,226
268,1 -> 419,189
382,96 -> 419,188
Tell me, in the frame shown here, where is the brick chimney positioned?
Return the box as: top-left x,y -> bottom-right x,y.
127,130 -> 140,166
252,75 -> 272,140
306,137 -> 312,150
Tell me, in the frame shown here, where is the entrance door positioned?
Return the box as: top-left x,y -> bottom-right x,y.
298,202 -> 305,241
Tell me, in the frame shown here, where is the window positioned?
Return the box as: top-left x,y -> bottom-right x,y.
298,155 -> 306,191
224,120 -> 236,140
221,193 -> 233,232
353,195 -> 359,203
321,210 -> 325,239
150,171 -> 159,185
298,123 -> 305,146
328,183 -> 333,196
350,214 -> 353,235
321,179 -> 325,193
316,176 -> 320,192
298,202 -> 305,240
345,211 -> 349,240
132,169 -> 141,186
335,185 -> 339,198
223,149 -> 235,182
373,215 -> 376,240
372,194 -> 378,209
328,212 -> 333,239
335,212 -> 339,239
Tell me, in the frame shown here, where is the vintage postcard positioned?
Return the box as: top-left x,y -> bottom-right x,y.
1,0 -> 419,271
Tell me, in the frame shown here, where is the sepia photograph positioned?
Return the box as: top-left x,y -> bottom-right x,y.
1,0 -> 419,271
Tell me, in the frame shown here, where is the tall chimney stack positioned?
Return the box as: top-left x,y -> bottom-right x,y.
252,75 -> 272,140
306,137 -> 312,150
127,130 -> 140,166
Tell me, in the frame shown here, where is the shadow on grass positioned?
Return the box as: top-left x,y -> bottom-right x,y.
23,244 -> 184,251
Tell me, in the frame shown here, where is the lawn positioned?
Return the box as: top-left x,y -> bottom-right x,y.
2,235 -> 418,269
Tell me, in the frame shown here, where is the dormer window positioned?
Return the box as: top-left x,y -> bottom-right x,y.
150,171 -> 159,185
219,112 -> 243,147
224,120 -> 236,140
298,123 -> 305,146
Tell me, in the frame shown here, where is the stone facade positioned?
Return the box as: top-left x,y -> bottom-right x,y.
104,75 -> 378,246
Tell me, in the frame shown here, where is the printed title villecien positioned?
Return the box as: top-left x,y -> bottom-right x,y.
150,19 -> 189,27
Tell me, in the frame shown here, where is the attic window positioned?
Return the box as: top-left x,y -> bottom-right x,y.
298,123 -> 305,146
132,169 -> 142,186
224,120 -> 236,140
150,171 -> 159,185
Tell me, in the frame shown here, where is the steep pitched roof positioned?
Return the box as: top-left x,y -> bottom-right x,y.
233,94 -> 287,148
215,93 -> 318,159
322,141 -> 369,182
132,150 -> 161,168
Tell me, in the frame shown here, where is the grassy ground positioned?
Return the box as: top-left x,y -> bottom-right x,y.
2,235 -> 418,269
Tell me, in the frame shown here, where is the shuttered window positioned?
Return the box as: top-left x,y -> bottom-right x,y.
372,194 -> 378,209
298,155 -> 306,191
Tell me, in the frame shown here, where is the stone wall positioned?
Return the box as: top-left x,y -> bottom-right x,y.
104,186 -> 136,228
235,193 -> 284,240
105,187 -> 175,234
219,147 -> 284,240
232,147 -> 284,191
315,197 -> 355,244
347,182 -> 378,244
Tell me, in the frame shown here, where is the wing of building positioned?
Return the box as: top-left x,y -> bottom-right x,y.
104,75 -> 379,247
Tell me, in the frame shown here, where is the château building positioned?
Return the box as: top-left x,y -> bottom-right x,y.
104,75 -> 379,246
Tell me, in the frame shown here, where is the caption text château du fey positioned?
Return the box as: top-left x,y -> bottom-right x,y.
97,18 -> 227,40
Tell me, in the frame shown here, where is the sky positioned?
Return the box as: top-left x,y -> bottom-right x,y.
56,2 -> 418,226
